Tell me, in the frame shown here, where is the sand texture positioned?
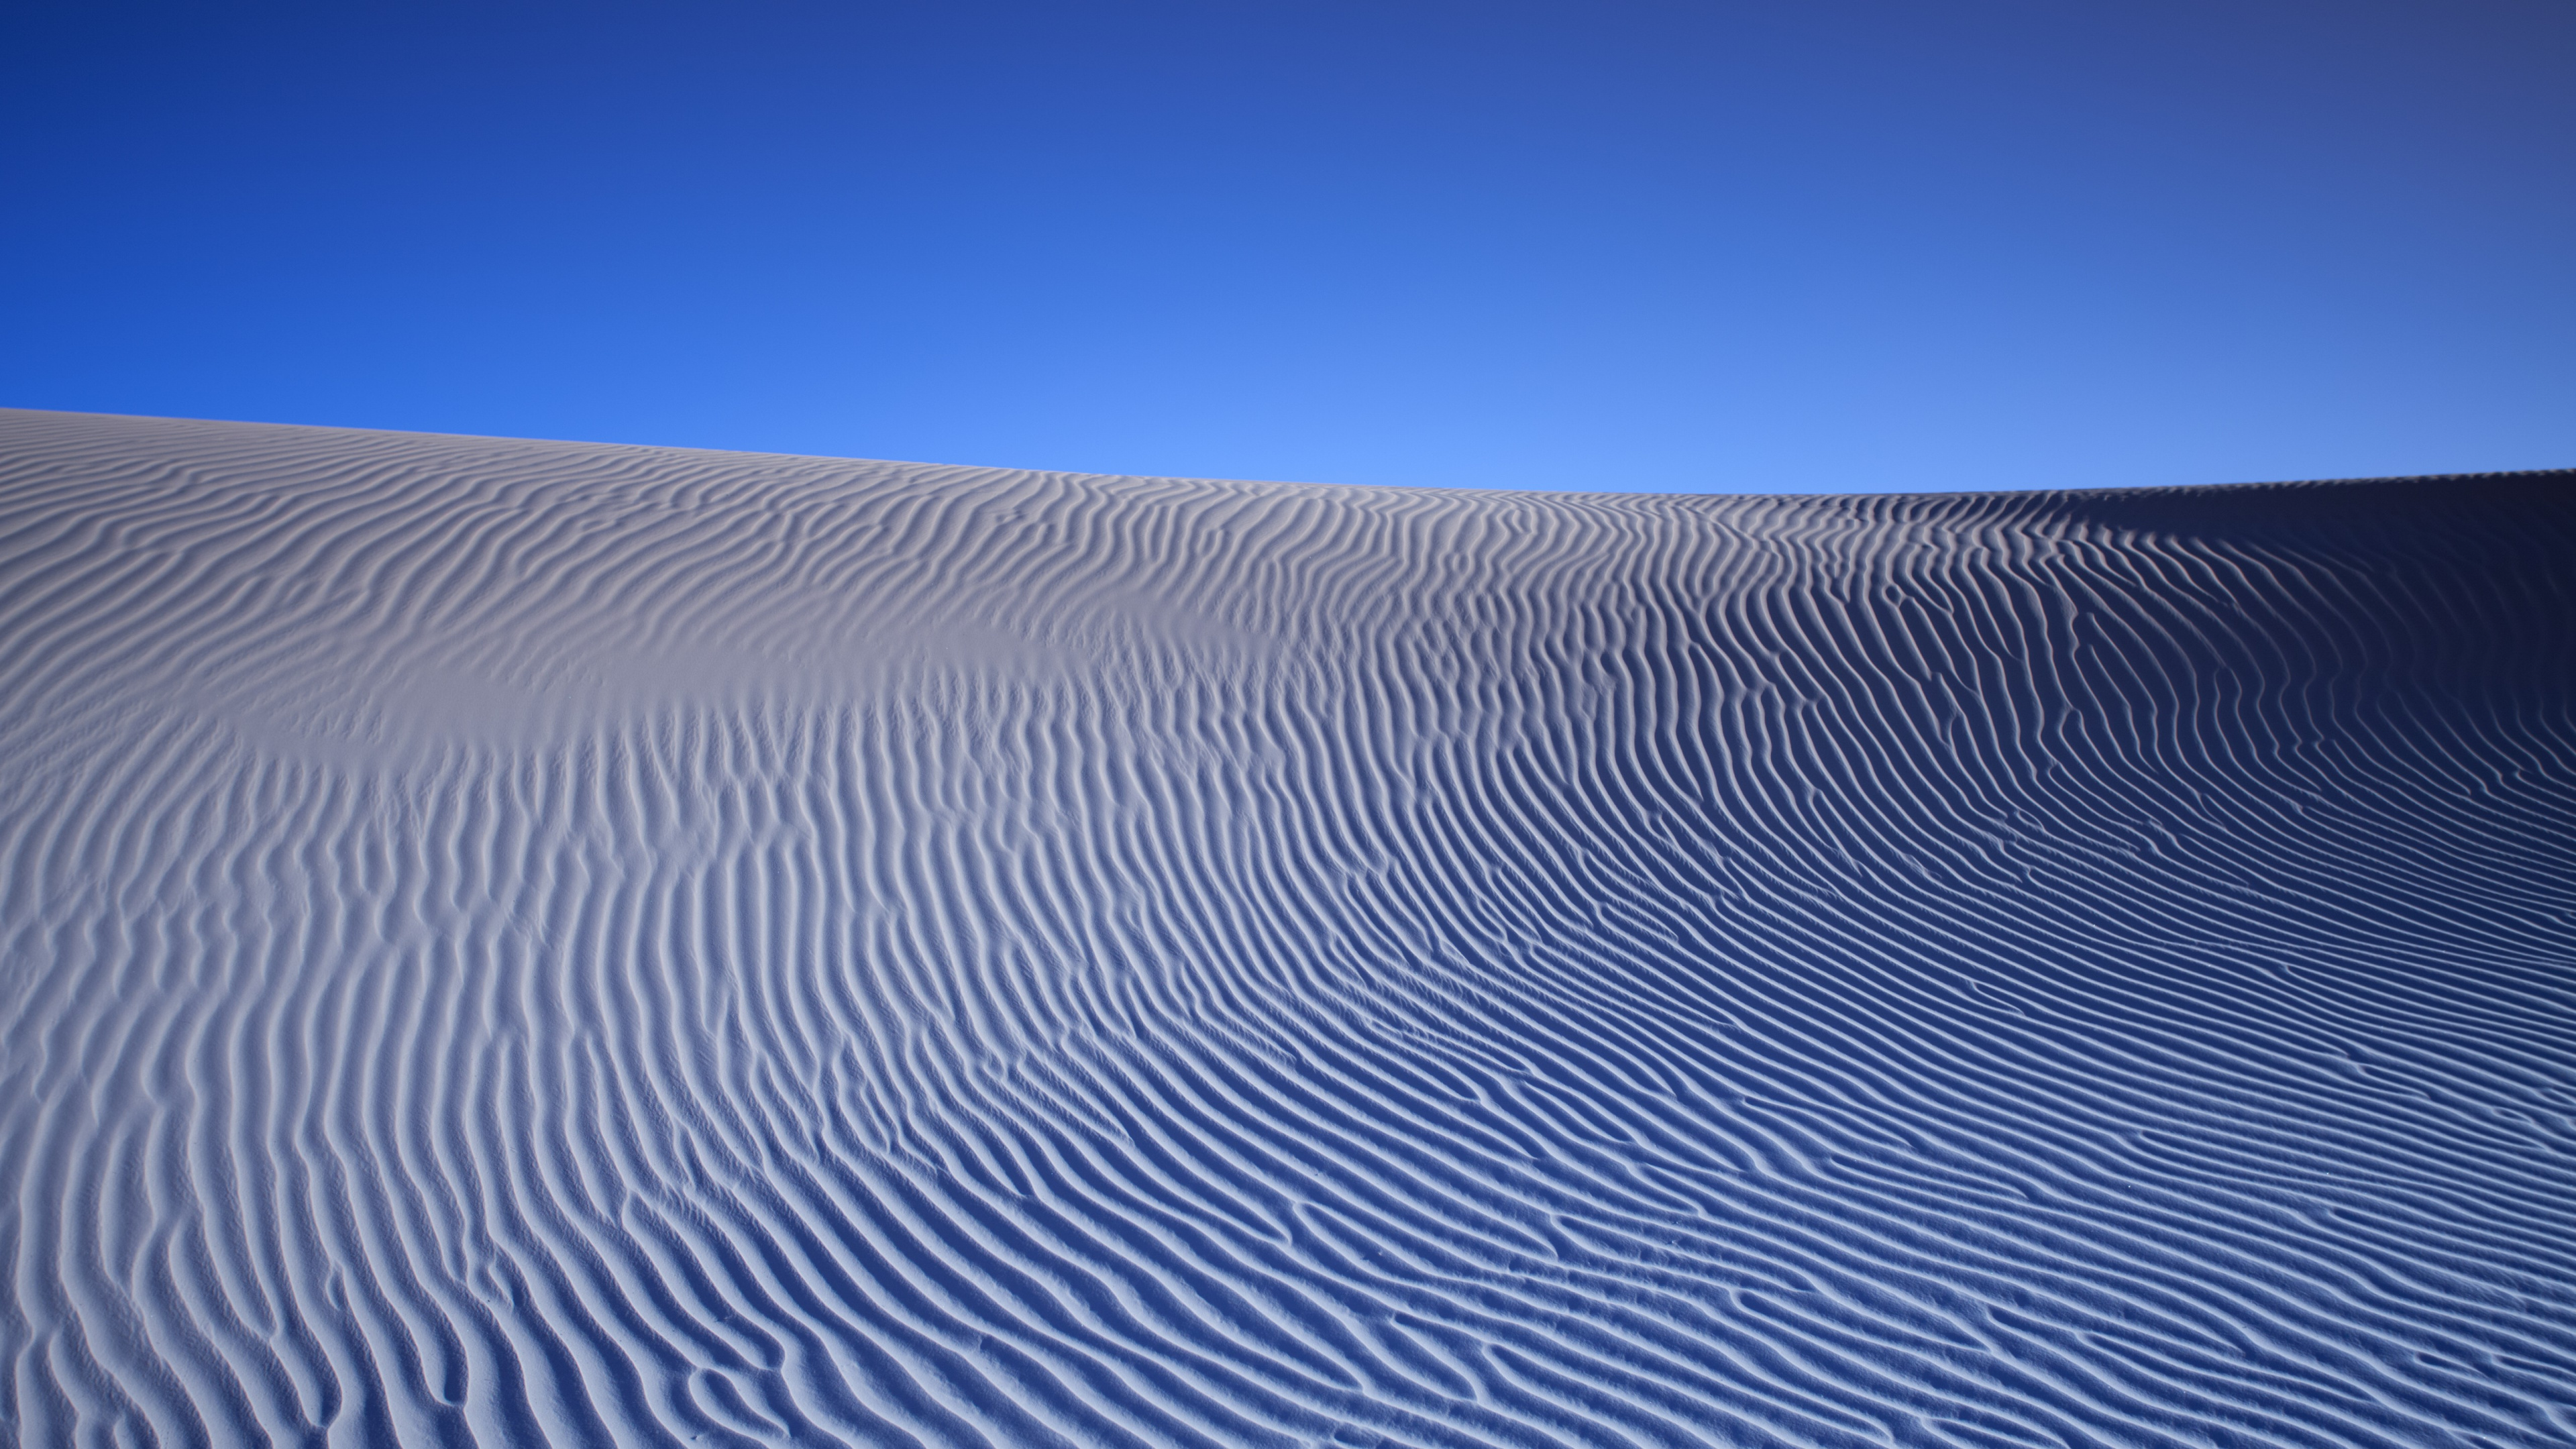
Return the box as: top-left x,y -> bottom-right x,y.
1,408 -> 2572,1448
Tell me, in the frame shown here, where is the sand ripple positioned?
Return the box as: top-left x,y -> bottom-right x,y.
2,409 -> 2571,1447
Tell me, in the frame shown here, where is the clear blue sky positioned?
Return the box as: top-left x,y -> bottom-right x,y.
5,1 -> 2569,493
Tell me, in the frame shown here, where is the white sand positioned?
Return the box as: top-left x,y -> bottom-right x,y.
2,408 -> 2571,1447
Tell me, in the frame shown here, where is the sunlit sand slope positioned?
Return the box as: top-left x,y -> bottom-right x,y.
2,408 -> 2571,1448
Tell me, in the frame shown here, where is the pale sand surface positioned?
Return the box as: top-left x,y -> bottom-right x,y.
2,409 -> 2571,1447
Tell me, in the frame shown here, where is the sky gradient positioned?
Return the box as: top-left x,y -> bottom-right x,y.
5,0 -> 2570,493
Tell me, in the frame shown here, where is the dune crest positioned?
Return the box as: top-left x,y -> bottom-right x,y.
2,409 -> 2571,1448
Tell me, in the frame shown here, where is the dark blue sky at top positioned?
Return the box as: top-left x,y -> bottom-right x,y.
4,1 -> 2569,493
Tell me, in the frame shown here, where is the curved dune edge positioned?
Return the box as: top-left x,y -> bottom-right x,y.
1,408 -> 2571,1448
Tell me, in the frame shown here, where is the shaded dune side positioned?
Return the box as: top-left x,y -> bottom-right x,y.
0,409 -> 2570,1449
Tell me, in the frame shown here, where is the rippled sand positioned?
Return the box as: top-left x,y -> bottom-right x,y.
2,409 -> 2571,1448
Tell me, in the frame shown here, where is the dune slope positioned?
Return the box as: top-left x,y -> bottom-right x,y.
1,409 -> 2572,1448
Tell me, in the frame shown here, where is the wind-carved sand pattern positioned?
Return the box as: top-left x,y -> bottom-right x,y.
1,409 -> 2571,1449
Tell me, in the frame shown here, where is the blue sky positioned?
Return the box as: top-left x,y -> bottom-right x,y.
4,1 -> 2569,493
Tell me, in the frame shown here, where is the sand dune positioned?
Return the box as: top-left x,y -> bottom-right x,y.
1,408 -> 2570,1448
